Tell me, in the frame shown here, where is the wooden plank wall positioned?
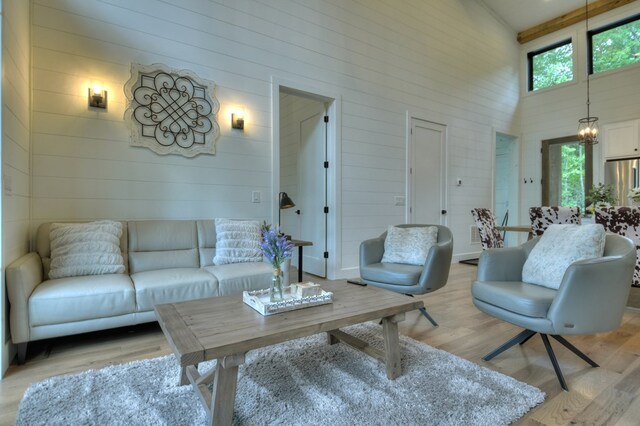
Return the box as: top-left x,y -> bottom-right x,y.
29,0 -> 521,276
2,0 -> 31,375
519,1 -> 640,221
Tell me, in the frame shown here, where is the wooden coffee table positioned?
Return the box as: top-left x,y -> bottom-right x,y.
154,281 -> 424,425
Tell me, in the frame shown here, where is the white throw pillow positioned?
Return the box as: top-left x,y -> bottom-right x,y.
49,220 -> 125,279
522,224 -> 606,290
381,226 -> 438,266
213,218 -> 262,265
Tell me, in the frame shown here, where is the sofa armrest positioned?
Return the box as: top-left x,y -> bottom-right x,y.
360,237 -> 385,267
6,252 -> 44,344
476,247 -> 527,282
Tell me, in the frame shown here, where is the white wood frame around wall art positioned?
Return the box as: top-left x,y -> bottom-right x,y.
123,63 -> 220,157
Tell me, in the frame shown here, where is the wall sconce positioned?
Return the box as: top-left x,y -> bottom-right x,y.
278,191 -> 296,230
231,109 -> 245,130
88,85 -> 107,109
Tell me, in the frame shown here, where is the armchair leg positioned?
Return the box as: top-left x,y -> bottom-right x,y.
540,334 -> 569,392
551,335 -> 599,368
484,330 -> 598,392
519,332 -> 535,346
418,308 -> 438,327
483,329 -> 535,361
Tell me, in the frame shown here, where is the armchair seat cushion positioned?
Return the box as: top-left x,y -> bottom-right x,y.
361,263 -> 423,286
472,280 -> 556,318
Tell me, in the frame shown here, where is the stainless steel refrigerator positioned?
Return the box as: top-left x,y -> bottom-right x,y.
605,158 -> 640,207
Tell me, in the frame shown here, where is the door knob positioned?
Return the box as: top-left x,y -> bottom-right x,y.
441,210 -> 447,215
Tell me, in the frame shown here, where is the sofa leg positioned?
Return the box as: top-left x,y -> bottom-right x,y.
17,342 -> 27,365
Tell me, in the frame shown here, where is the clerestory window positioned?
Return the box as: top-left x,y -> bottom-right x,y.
589,13 -> 640,74
527,39 -> 574,92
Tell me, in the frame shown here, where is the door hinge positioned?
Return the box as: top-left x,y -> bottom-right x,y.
324,206 -> 329,214
324,161 -> 329,169
323,251 -> 329,259
324,116 -> 329,123
410,128 -> 413,135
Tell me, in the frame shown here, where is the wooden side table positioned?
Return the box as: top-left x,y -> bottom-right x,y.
289,239 -> 312,282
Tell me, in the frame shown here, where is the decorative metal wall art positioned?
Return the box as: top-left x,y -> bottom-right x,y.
124,63 -> 220,157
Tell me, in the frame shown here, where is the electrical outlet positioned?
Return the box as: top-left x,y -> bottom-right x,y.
252,191 -> 261,203
456,178 -> 462,186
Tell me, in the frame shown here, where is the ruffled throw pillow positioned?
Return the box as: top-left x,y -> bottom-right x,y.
213,218 -> 262,265
381,226 -> 438,266
49,220 -> 125,279
522,224 -> 606,289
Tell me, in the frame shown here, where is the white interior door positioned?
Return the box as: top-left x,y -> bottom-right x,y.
299,107 -> 326,277
410,119 -> 446,224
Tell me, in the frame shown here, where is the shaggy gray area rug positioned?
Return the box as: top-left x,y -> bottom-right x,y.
16,323 -> 544,425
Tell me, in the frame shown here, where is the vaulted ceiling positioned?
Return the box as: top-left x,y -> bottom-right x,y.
481,0 -> 637,43
482,0 -> 600,32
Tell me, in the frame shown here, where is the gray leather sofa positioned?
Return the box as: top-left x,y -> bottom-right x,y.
6,219 -> 289,363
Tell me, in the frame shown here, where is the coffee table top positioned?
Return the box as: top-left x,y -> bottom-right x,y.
155,281 -> 423,366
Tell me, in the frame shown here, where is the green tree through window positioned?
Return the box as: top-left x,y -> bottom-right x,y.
591,16 -> 640,74
560,144 -> 586,210
528,40 -> 573,91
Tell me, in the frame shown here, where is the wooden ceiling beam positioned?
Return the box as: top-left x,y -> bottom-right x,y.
517,0 -> 638,44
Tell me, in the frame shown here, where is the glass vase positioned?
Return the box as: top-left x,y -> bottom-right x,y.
270,267 -> 284,302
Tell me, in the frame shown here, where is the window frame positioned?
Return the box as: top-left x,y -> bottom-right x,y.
541,136 -> 593,209
588,13 -> 640,75
527,38 -> 573,92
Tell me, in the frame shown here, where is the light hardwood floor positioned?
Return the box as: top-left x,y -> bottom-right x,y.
1,263 -> 640,425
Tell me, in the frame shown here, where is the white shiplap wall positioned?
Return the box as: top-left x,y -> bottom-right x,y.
31,0 -> 521,277
2,0 -> 30,375
519,2 -> 640,220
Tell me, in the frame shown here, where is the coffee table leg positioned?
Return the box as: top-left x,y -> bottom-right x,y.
210,354 -> 245,426
382,313 -> 405,379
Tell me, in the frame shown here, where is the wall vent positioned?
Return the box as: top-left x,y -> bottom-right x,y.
470,225 -> 481,245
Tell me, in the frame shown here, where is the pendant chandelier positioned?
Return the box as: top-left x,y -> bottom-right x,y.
577,0 -> 599,145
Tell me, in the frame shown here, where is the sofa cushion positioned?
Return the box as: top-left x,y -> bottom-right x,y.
29,274 -> 135,326
204,262 -> 273,295
131,268 -> 218,311
213,218 -> 262,265
472,280 -> 556,318
196,220 -> 217,267
128,220 -> 199,273
48,221 -> 125,279
522,224 -> 605,289
381,225 -> 438,266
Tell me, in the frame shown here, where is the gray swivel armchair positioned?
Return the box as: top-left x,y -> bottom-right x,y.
358,224 -> 453,326
471,233 -> 635,391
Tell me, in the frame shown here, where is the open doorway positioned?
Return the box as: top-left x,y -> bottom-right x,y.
278,88 -> 330,278
494,133 -> 519,246
541,135 -> 592,211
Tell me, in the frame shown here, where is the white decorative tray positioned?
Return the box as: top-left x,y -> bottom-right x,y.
243,285 -> 333,316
